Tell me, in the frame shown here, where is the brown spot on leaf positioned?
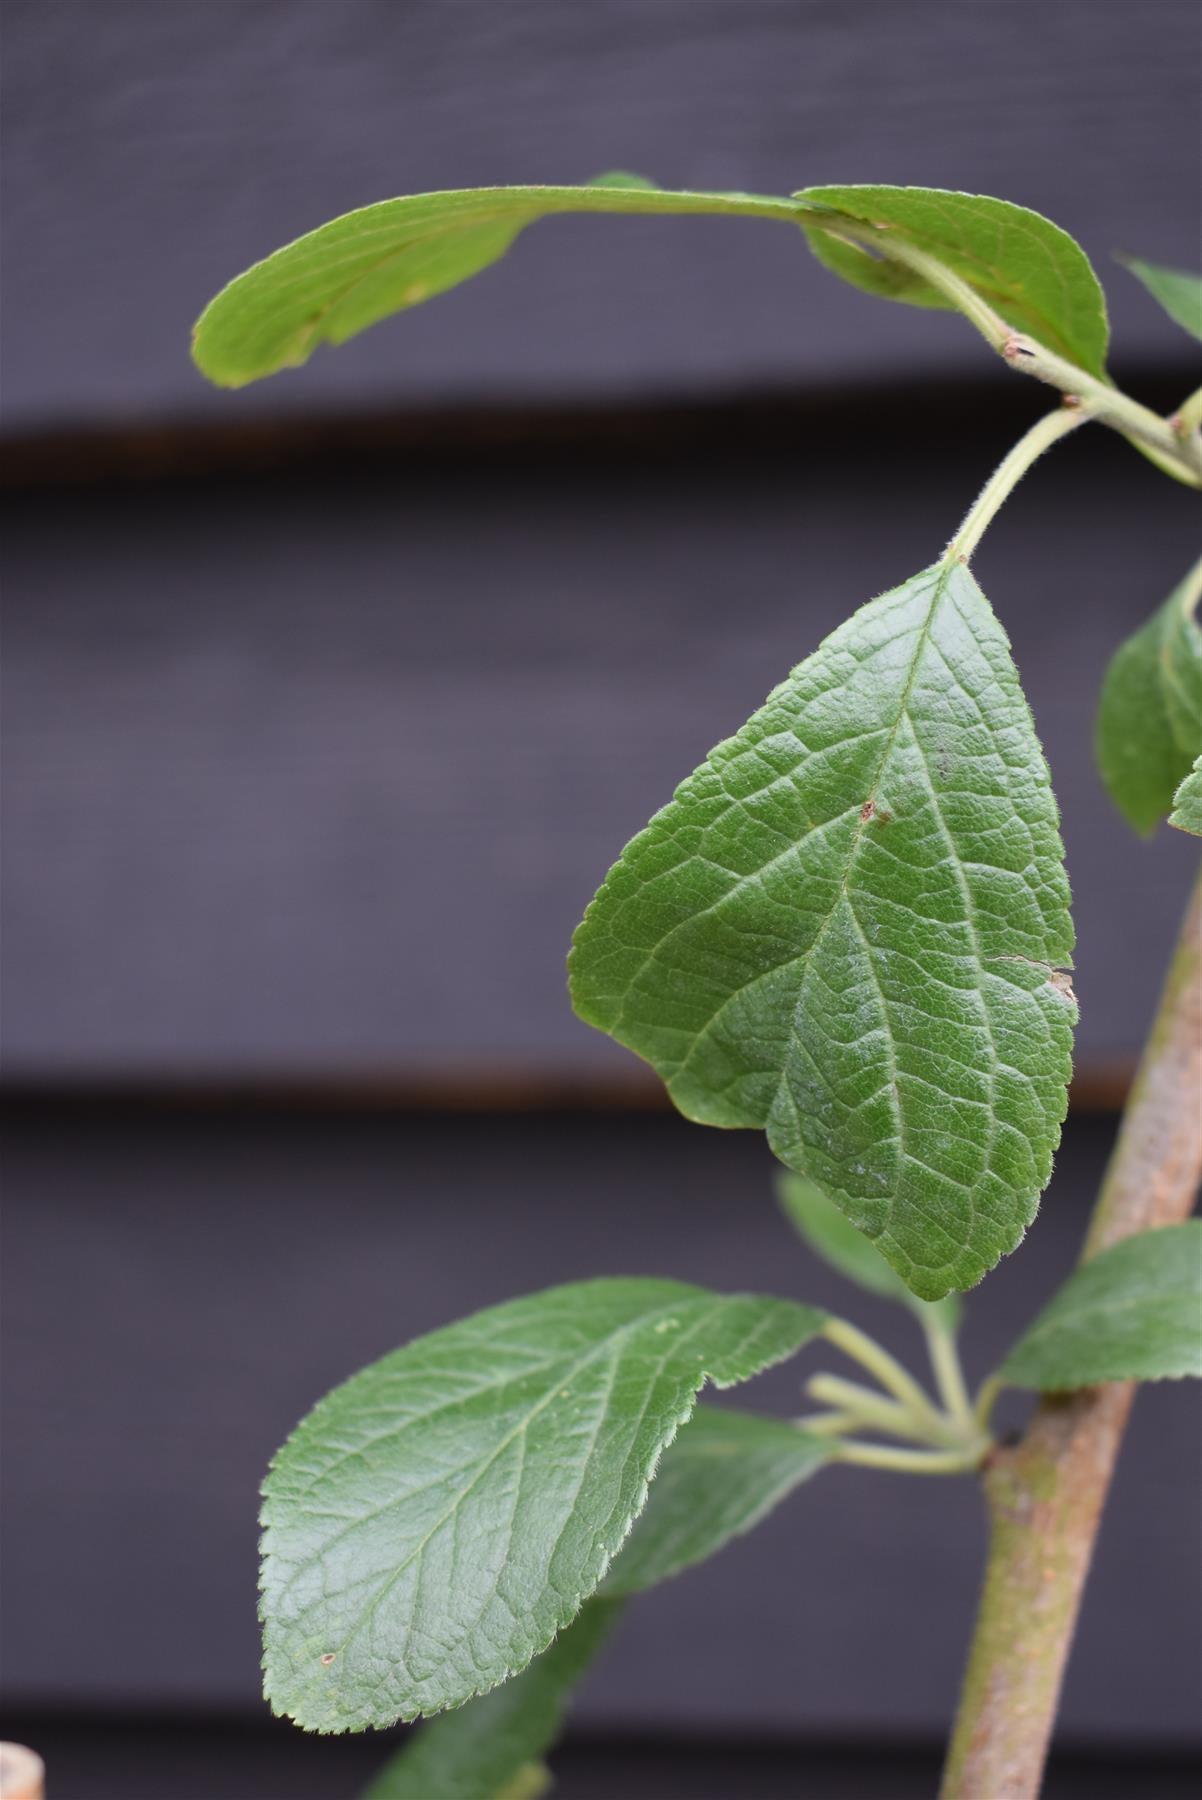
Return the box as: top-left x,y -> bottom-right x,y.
320,1653 -> 336,1665
860,800 -> 876,822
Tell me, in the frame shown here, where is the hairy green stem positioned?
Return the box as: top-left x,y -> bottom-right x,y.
922,1316 -> 975,1432
806,1373 -> 948,1445
945,407 -> 1090,563
940,864 -> 1202,1800
822,1318 -> 947,1439
821,222 -> 1202,487
836,1440 -> 988,1475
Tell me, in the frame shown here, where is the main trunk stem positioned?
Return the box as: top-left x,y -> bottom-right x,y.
940,864 -> 1202,1799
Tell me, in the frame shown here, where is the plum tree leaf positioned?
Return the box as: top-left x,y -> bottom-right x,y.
1118,255 -> 1202,342
570,560 -> 1076,1302
775,1170 -> 961,1334
796,185 -> 1109,376
1095,561 -> 1202,835
260,1279 -> 824,1731
1170,752 -> 1202,835
600,1404 -> 831,1596
192,178 -> 809,387
1000,1223 -> 1202,1389
362,1598 -> 621,1800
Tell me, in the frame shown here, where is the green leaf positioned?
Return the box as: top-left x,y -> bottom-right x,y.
775,1170 -> 961,1334
261,1278 -> 824,1730
1170,752 -> 1202,835
362,1599 -> 621,1800
1095,562 -> 1202,835
1000,1223 -> 1202,1389
1119,255 -> 1202,342
796,185 -> 1109,376
192,179 -> 807,387
601,1405 -> 831,1596
570,560 -> 1076,1303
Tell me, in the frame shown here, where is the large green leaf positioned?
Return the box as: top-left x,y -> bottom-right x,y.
261,1279 -> 824,1730
1119,255 -> 1202,343
1170,752 -> 1202,835
366,1405 -> 829,1796
362,1599 -> 621,1800
192,179 -> 806,386
1095,562 -> 1202,835
601,1405 -> 830,1596
775,1170 -> 961,1334
570,561 -> 1076,1303
797,185 -> 1109,376
1001,1223 -> 1202,1389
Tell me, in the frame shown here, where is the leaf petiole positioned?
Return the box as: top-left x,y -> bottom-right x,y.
835,1439 -> 991,1476
944,405 -> 1091,564
821,1318 -> 948,1440
806,1372 -> 950,1446
921,1313 -> 976,1433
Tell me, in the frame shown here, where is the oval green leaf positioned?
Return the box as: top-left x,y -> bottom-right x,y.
1119,255 -> 1202,343
1170,752 -> 1202,835
1000,1222 -> 1202,1389
1095,560 -> 1202,835
570,560 -> 1076,1302
796,185 -> 1109,376
261,1279 -> 824,1730
192,179 -> 806,387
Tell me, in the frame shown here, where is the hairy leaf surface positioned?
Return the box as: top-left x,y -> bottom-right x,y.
776,1171 -> 961,1333
570,561 -> 1076,1301
1119,255 -> 1202,342
601,1405 -> 830,1596
261,1279 -> 824,1730
362,1599 -> 621,1800
797,185 -> 1109,376
1170,753 -> 1202,835
1001,1223 -> 1202,1388
1095,563 -> 1202,835
192,180 -> 807,386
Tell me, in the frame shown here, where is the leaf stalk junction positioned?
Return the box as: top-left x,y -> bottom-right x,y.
802,1317 -> 994,1475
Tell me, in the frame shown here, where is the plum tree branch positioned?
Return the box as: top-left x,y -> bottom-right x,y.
939,863 -> 1202,1800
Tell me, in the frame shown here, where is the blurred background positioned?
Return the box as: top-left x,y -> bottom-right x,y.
3,4 -> 1200,1797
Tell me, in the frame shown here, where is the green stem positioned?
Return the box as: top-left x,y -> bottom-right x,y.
806,1373 -> 948,1446
922,1316 -> 975,1431
940,865 -> 1202,1800
797,1410 -> 862,1438
836,1440 -> 988,1475
820,222 -> 1202,487
821,1318 -> 947,1440
944,406 -> 1090,564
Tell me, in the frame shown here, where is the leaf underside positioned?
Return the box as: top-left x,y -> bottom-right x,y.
1119,255 -> 1202,343
570,561 -> 1076,1302
260,1279 -> 823,1731
796,185 -> 1110,376
1170,752 -> 1202,835
1001,1222 -> 1202,1388
1095,567 -> 1202,835
191,180 -> 804,386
